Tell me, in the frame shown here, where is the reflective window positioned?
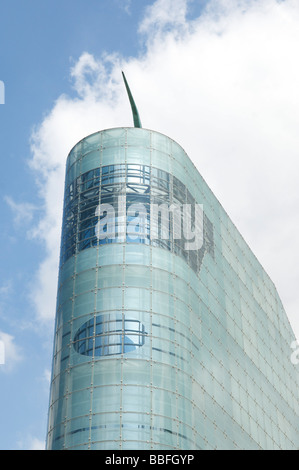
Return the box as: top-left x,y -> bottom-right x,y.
73,314 -> 147,357
60,164 -> 214,275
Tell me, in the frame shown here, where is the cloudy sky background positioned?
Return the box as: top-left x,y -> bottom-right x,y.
0,0 -> 298,449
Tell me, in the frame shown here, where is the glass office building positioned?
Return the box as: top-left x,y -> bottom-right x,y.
46,125 -> 299,450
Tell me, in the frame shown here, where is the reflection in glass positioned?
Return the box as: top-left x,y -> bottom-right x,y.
73,314 -> 147,357
60,164 -> 214,275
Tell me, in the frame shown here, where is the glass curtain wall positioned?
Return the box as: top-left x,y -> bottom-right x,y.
47,128 -> 299,450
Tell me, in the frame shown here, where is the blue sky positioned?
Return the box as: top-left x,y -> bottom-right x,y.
0,0 -> 298,450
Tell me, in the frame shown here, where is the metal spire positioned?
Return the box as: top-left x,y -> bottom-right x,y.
122,71 -> 142,128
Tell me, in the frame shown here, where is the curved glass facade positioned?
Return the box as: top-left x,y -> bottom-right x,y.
47,127 -> 299,450
60,163 -> 214,273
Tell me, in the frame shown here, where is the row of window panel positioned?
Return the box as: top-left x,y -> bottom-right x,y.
55,338 -> 288,400
48,384 -> 197,424
57,244 -> 204,290
49,420 -> 199,450
66,134 -> 298,314
74,337 -> 144,357
47,377 -> 294,448
54,264 -> 288,370
55,309 -> 202,352
55,345 -> 193,377
64,192 -> 198,225
50,348 -> 296,436
47,389 -> 288,450
50,328 -> 299,440
60,240 -> 209,268
56,294 -> 291,378
60,164 -> 214,274
65,129 -> 189,161
56,290 -> 201,326
61,240 -> 210,270
64,165 -> 171,207
65,184 -> 196,218
61,336 -> 193,365
47,366 -> 298,450
60,197 -> 284,342
63,214 -> 202,246
56,322 -> 201,361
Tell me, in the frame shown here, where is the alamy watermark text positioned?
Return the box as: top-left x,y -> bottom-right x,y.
94,197 -> 204,250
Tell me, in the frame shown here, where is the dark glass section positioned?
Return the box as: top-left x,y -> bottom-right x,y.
60,164 -> 214,274
73,314 -> 147,357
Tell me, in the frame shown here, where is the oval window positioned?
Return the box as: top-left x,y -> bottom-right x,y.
73,313 -> 146,357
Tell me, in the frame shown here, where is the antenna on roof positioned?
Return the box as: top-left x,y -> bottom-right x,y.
122,71 -> 142,128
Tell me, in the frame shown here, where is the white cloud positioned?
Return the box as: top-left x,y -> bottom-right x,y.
17,435 -> 45,450
139,0 -> 190,36
115,0 -> 132,15
43,368 -> 51,386
29,0 -> 299,341
0,280 -> 13,297
5,196 -> 38,228
28,437 -> 45,450
0,331 -> 22,372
